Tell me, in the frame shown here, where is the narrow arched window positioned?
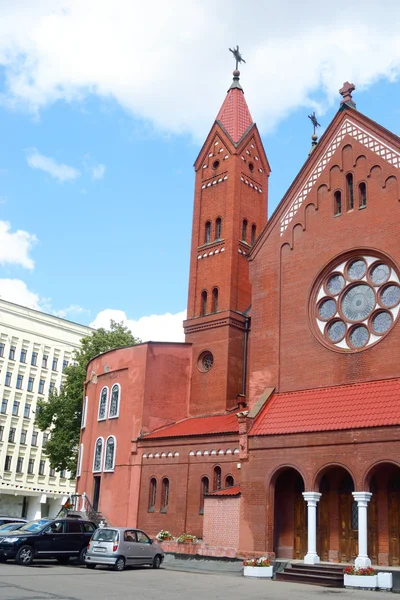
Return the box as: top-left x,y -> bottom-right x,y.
359,182 -> 367,208
104,436 -> 116,472
93,437 -> 104,473
199,476 -> 209,514
251,224 -> 257,246
148,478 -> 157,512
161,478 -> 170,512
77,444 -> 83,477
109,384 -> 120,418
334,191 -> 342,216
242,219 -> 248,242
98,387 -> 108,421
81,396 -> 88,429
212,288 -> 218,313
225,475 -> 234,487
201,291 -> 208,316
346,173 -> 354,210
215,217 -> 222,240
213,466 -> 222,491
205,221 -> 211,244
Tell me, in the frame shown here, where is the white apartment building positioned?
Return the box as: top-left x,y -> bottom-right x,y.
0,299 -> 92,521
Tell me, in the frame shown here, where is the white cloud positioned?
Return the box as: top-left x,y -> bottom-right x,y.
0,220 -> 37,269
0,279 -> 40,308
90,308 -> 186,342
26,148 -> 80,182
91,163 -> 105,180
53,304 -> 89,319
0,2 -> 400,137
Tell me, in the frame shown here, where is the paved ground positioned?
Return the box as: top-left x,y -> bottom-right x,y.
0,558 -> 395,600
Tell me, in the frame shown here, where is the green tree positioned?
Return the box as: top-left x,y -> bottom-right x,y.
36,321 -> 140,477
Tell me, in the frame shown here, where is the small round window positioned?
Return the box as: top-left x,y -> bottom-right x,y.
198,351 -> 214,372
248,162 -> 254,172
212,160 -> 220,170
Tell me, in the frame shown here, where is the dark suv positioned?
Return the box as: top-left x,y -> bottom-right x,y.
0,518 -> 97,565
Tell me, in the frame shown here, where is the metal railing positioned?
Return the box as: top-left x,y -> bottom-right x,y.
56,493 -> 110,527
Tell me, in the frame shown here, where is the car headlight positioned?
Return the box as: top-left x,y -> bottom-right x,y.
2,537 -> 19,543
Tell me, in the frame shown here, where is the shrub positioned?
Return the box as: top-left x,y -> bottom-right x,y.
344,566 -> 376,576
243,556 -> 271,567
176,533 -> 197,543
156,530 -> 173,541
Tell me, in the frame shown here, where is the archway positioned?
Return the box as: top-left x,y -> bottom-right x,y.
316,466 -> 357,562
273,468 -> 306,559
365,462 -> 400,565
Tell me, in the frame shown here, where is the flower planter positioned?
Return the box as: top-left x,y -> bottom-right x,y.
344,574 -> 378,590
243,565 -> 273,578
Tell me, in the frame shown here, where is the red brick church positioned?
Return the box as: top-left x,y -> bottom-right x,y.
77,67 -> 400,567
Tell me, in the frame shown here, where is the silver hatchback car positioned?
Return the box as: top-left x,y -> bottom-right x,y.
85,527 -> 164,571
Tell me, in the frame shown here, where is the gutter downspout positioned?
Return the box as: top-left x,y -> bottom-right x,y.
241,315 -> 250,397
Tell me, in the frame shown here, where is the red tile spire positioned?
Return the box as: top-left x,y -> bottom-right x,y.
216,70 -> 253,144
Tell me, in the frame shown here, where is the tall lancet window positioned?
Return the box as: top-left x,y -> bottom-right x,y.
104,436 -> 116,472
98,387 -> 108,421
93,437 -> 104,473
109,384 -> 120,418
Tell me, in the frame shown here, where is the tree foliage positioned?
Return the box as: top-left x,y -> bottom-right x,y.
35,321 -> 140,477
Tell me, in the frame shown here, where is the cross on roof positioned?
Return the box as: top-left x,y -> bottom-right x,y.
339,81 -> 356,105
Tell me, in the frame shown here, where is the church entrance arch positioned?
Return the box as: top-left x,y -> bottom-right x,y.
365,462 -> 400,566
316,466 -> 357,562
273,468 -> 306,559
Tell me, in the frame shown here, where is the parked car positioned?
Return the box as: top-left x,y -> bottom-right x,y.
0,517 -> 27,527
0,518 -> 97,565
85,527 -> 164,571
0,523 -> 26,533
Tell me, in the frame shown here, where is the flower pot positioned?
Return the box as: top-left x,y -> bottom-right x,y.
344,574 -> 378,589
243,565 -> 273,578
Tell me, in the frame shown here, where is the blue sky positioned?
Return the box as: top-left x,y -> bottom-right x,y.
1,1 -> 400,341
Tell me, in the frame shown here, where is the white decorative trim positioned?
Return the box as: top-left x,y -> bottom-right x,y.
81,396 -> 88,429
103,435 -> 117,472
240,176 -> 262,193
108,382 -> 121,419
197,247 -> 225,260
201,176 -> 228,190
167,452 -> 173,457
142,453 -> 147,458
155,453 -> 160,458
161,452 -> 166,457
280,117 -> 400,234
77,444 -> 83,477
218,449 -> 225,455
233,448 -> 239,454
174,452 -> 179,457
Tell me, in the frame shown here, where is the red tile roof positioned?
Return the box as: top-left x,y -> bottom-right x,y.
216,87 -> 253,143
206,485 -> 241,497
250,378 -> 400,436
143,412 -> 239,439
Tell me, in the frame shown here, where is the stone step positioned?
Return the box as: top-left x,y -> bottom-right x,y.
292,563 -> 345,574
289,566 -> 344,577
276,571 -> 343,587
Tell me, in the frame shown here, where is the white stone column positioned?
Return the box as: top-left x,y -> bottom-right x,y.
302,491 -> 322,564
352,491 -> 372,567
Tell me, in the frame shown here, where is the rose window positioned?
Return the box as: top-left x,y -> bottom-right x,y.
311,253 -> 400,351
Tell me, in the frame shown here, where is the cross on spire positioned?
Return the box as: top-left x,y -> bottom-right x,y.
339,82 -> 356,108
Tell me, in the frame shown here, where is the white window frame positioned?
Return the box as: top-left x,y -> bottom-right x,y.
77,444 -> 83,477
81,396 -> 88,429
98,387 -> 108,421
92,437 -> 104,473
108,383 -> 121,419
103,436 -> 117,472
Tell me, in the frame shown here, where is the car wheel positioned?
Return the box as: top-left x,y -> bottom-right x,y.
56,556 -> 70,564
152,554 -> 162,569
78,547 -> 88,564
113,556 -> 125,572
16,545 -> 34,566
86,563 -> 96,570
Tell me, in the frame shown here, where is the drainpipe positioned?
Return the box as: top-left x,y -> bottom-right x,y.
241,316 -> 250,397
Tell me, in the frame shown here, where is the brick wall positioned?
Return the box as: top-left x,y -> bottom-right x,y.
203,496 -> 240,548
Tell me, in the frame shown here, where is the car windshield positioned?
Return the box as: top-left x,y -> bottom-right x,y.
92,529 -> 119,542
0,523 -> 23,531
18,519 -> 51,533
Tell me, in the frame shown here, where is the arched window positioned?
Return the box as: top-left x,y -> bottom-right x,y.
81,396 -> 88,429
161,478 -> 170,512
98,387 -> 108,421
242,219 -> 248,242
251,224 -> 257,246
213,466 -> 222,491
148,478 -> 157,512
225,475 -> 234,487
77,444 -> 83,477
109,383 -> 120,418
359,182 -> 367,208
199,476 -> 209,515
334,191 -> 342,216
201,291 -> 208,316
212,288 -> 218,313
205,221 -> 211,244
104,436 -> 116,472
93,437 -> 104,473
215,217 -> 222,240
346,173 -> 354,210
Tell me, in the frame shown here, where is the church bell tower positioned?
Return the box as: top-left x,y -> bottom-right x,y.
184,54 -> 271,416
